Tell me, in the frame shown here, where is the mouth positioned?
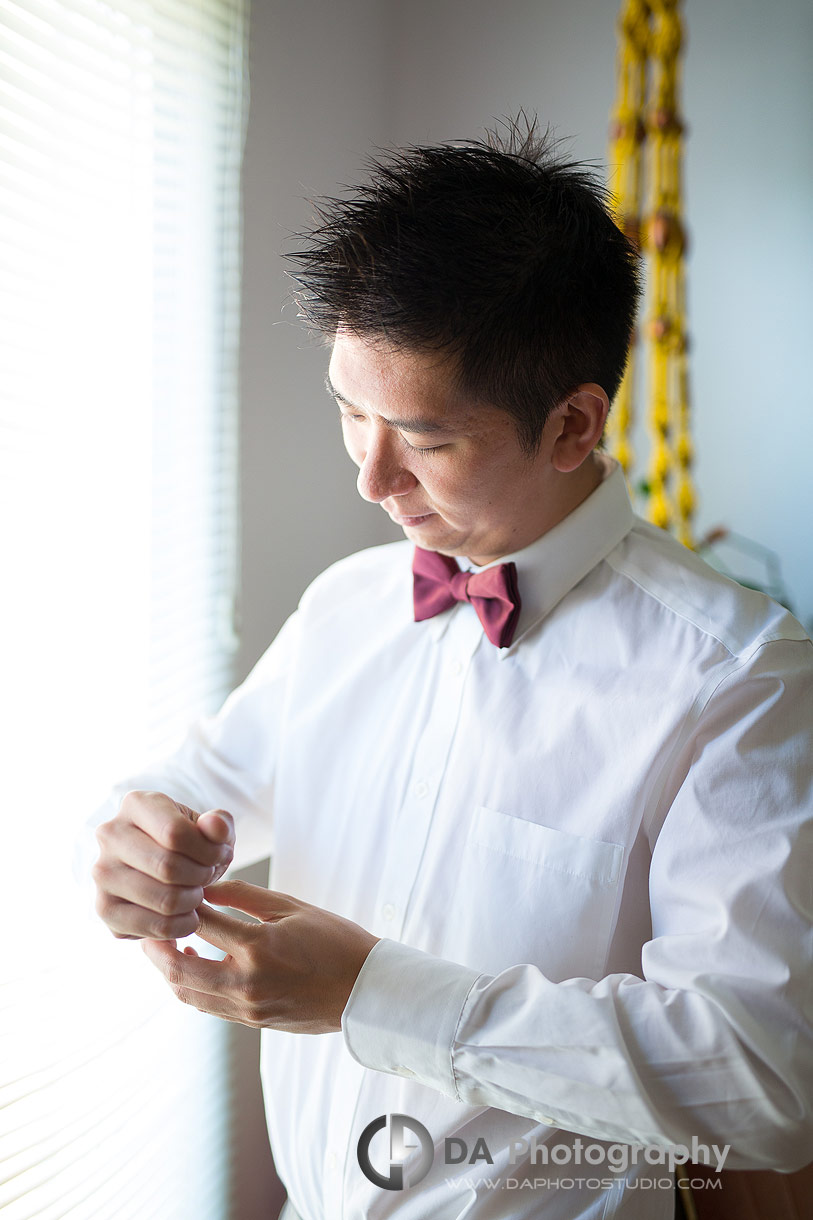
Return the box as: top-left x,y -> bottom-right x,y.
389,512 -> 435,527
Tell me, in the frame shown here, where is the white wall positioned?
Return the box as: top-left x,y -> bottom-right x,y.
683,0 -> 813,620
238,0 -> 400,682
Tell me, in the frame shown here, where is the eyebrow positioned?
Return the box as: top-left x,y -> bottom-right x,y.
324,374 -> 457,435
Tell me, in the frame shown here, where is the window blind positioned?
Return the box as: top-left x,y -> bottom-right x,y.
0,1 -> 248,1216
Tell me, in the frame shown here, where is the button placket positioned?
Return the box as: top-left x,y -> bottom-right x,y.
330,617 -> 481,1220
322,1050 -> 366,1220
372,615 -> 481,942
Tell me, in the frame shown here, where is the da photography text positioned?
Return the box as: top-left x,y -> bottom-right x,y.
356,1114 -> 731,1192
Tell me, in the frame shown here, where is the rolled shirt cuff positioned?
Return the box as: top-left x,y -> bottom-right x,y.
341,938 -> 483,1098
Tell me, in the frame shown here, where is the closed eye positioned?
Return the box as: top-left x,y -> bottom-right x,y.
402,438 -> 445,454
339,408 -> 447,454
334,400 -> 449,458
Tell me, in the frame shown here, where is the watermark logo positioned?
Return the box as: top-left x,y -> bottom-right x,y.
357,1114 -> 730,1193
357,1113 -> 434,1191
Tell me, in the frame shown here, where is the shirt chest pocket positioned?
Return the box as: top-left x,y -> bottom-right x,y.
439,805 -> 624,981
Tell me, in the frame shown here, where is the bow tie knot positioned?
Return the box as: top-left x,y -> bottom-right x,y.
448,569 -> 474,603
412,547 -> 522,649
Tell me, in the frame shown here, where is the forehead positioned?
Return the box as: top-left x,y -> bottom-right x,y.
328,330 -> 483,431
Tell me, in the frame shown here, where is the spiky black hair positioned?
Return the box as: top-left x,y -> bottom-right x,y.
288,115 -> 641,453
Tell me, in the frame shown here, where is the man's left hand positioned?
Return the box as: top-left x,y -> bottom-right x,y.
142,879 -> 380,1034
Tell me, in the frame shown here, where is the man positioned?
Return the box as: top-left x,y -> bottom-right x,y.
91,124 -> 813,1219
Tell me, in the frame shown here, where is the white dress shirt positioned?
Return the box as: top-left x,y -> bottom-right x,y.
98,459 -> 813,1220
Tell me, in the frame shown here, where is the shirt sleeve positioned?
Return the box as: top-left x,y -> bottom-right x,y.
342,637 -> 813,1173
76,610 -> 303,880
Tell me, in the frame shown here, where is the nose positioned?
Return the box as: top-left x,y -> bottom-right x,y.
355,428 -> 418,504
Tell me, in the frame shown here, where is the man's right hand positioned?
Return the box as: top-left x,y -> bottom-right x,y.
92,790 -> 235,940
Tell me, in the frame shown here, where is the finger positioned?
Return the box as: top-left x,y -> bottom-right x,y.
142,937 -> 229,995
93,824 -> 213,893
95,893 -> 200,941
183,945 -> 199,956
195,901 -> 260,954
204,879 -> 299,921
93,859 -> 204,917
97,822 -> 217,887
196,810 -> 234,847
123,791 -> 231,868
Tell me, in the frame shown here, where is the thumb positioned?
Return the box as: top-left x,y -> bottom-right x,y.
196,808 -> 234,846
203,879 -> 297,921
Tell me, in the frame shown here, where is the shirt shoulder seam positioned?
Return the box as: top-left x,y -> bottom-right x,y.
603,550 -> 806,659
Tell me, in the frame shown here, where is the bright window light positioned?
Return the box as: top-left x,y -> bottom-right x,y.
0,1 -> 247,1214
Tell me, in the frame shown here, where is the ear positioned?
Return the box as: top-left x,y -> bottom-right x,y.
550,383 -> 609,473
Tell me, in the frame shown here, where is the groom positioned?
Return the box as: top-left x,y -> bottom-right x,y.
91,122 -> 813,1219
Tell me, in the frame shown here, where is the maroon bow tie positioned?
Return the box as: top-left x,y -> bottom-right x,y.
412,547 -> 522,648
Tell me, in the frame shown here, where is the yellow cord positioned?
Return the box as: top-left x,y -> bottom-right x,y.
607,0 -> 695,546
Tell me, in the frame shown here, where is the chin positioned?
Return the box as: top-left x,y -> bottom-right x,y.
398,516 -> 470,557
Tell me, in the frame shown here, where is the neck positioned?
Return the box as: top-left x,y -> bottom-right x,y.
466,453 -> 608,567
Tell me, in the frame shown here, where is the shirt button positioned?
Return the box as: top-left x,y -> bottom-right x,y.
382,903 -> 396,921
327,1152 -> 337,1170
538,1115 -> 556,1126
449,658 -> 463,676
414,779 -> 429,799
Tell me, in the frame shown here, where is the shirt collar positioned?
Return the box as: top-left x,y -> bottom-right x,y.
429,456 -> 634,650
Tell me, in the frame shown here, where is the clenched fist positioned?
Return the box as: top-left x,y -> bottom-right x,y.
92,790 -> 234,940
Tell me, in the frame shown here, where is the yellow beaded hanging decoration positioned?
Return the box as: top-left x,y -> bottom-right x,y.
607,0 -> 695,546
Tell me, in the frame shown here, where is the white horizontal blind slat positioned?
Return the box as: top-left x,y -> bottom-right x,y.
0,0 -> 247,1215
